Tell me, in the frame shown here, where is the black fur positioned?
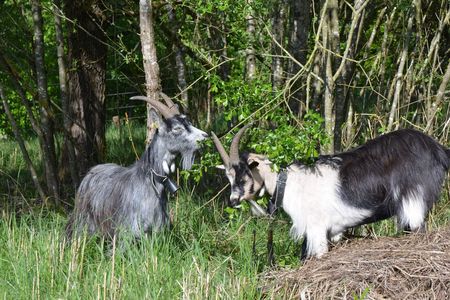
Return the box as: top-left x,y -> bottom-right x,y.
334,129 -> 449,226
231,154 -> 254,200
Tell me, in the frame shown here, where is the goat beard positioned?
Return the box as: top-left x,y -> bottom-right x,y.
181,151 -> 196,170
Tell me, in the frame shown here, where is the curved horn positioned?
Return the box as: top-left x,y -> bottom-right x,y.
211,132 -> 230,168
159,92 -> 180,115
130,96 -> 176,119
229,124 -> 252,164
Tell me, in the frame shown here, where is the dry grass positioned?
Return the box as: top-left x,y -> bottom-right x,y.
262,227 -> 450,299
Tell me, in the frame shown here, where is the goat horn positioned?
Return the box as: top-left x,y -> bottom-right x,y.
211,132 -> 230,168
130,96 -> 176,119
229,124 -> 252,164
159,92 -> 180,115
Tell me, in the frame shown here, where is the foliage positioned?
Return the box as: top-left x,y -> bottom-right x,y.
250,111 -> 329,169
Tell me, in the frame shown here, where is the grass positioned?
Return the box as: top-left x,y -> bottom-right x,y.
0,122 -> 298,299
0,191 -> 299,299
0,122 -> 449,299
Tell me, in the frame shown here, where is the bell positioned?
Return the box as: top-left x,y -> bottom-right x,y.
163,177 -> 179,195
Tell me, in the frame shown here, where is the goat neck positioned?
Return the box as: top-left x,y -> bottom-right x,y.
138,133 -> 174,177
250,154 -> 278,196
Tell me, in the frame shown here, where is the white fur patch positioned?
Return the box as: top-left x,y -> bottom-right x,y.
282,164 -> 371,257
162,161 -> 170,174
398,187 -> 425,230
258,186 -> 266,197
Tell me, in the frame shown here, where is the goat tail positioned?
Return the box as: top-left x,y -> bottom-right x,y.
444,148 -> 450,171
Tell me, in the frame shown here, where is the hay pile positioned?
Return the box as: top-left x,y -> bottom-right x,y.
262,227 -> 450,299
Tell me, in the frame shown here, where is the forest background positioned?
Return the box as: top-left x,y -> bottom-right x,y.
0,0 -> 449,205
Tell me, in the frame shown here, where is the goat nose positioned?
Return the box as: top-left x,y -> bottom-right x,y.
202,131 -> 209,138
229,197 -> 240,207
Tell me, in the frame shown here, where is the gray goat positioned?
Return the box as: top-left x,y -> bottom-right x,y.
66,93 -> 208,240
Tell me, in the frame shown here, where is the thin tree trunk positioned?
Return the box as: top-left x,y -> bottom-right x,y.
322,6 -> 335,154
219,15 -> 230,81
419,10 -> 450,80
31,0 -> 60,204
328,0 -> 341,152
333,0 -> 367,151
376,8 -> 396,117
425,60 -> 450,133
245,0 -> 257,81
166,3 -> 188,108
271,0 -> 288,90
65,0 -> 108,176
387,14 -> 413,132
139,0 -> 161,145
311,51 -> 322,110
0,53 -> 42,136
359,6 -> 386,97
0,84 -> 47,201
362,7 -> 386,60
288,0 -> 311,115
53,0 -> 79,190
345,100 -> 355,148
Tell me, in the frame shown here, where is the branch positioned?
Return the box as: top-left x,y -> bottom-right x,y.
0,84 -> 47,201
425,60 -> 450,133
332,0 -> 369,82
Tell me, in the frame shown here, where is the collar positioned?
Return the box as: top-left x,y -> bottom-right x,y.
151,169 -> 179,195
268,170 -> 287,215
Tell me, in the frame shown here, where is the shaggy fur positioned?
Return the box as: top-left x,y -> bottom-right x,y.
217,129 -> 450,259
66,112 -> 207,240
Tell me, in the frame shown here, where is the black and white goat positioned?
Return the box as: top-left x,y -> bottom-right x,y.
66,92 -> 208,240
212,126 -> 450,259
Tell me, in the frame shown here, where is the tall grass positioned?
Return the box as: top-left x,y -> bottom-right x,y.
0,191 -> 299,299
0,122 -> 449,298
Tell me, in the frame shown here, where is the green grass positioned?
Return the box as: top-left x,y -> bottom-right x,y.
0,124 -> 299,299
0,191 -> 299,299
0,123 -> 449,299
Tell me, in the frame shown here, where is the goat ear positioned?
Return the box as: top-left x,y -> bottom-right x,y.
247,158 -> 259,169
216,165 -> 226,170
149,108 -> 162,129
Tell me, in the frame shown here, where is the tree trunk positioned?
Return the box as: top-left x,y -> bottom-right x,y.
245,0 -> 257,81
65,0 -> 108,177
387,14 -> 413,132
332,0 -> 367,151
139,0 -> 161,145
31,0 -> 60,204
376,9 -> 397,119
219,14 -> 230,81
425,60 -> 450,133
166,3 -> 188,108
322,8 -> 335,154
0,84 -> 47,201
287,0 -> 311,115
53,0 -> 79,190
319,0 -> 341,154
271,0 -> 288,90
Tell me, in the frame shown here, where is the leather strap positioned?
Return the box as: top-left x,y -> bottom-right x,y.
151,169 -> 179,195
268,170 -> 287,215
